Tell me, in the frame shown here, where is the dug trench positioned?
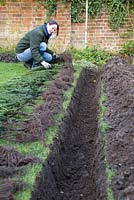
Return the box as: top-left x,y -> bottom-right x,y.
30,56 -> 134,200
0,53 -> 133,200
31,68 -> 107,200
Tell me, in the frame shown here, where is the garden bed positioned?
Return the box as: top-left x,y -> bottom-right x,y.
104,57 -> 134,200
30,56 -> 134,200
31,68 -> 107,200
0,53 -> 133,200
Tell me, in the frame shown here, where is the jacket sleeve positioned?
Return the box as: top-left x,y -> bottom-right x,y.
30,32 -> 44,63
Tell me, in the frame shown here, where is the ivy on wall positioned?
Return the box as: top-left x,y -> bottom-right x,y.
75,0 -> 133,31
69,0 -> 134,30
104,0 -> 134,30
0,0 -> 18,5
0,0 -> 6,5
38,0 -> 57,18
62,0 -> 85,22
43,0 -> 134,30
1,0 -> 134,30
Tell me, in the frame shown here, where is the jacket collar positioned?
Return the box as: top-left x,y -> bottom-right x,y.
43,23 -> 52,38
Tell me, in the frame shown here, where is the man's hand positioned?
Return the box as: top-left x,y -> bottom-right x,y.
41,61 -> 51,69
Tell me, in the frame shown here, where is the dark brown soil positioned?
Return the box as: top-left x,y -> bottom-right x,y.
104,57 -> 134,200
31,69 -> 107,200
0,52 -> 18,63
30,56 -> 134,200
0,54 -> 133,200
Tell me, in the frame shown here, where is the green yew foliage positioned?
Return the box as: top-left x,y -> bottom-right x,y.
0,69 -> 58,133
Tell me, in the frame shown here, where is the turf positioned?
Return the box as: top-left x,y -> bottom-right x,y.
0,62 -> 28,86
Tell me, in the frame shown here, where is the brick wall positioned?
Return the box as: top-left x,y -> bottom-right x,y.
51,1 -> 71,52
0,0 -> 46,48
0,0 -> 134,52
86,11 -> 134,51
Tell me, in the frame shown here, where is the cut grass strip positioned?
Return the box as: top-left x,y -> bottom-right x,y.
99,83 -> 115,200
0,62 -> 27,87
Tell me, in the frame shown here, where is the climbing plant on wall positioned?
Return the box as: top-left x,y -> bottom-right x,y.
61,0 -> 134,30
0,0 -> 18,5
38,0 -> 57,18
1,0 -> 134,30
104,0 -> 134,30
88,0 -> 102,16
62,0 -> 85,22
55,0 -> 134,30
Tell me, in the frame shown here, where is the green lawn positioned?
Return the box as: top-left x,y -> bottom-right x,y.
0,62 -> 28,86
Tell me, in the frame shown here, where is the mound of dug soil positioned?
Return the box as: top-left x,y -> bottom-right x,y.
0,54 -> 133,200
31,68 -> 107,200
30,56 -> 134,200
104,57 -> 134,200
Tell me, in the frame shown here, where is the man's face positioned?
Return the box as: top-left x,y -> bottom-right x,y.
47,23 -> 57,34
